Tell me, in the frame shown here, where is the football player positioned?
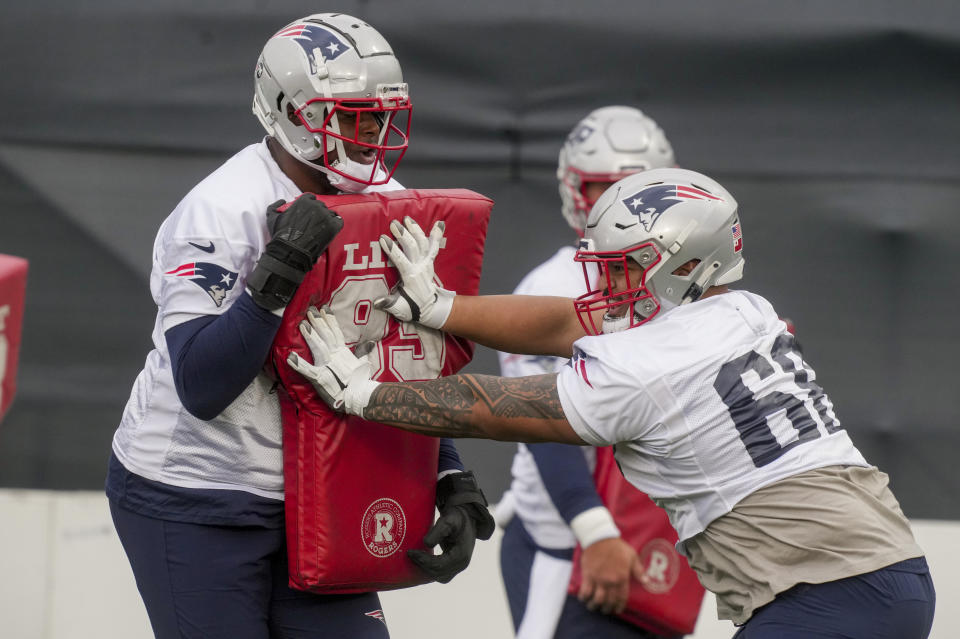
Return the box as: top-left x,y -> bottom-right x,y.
290,168 -> 936,639
495,106 -> 680,638
106,14 -> 491,639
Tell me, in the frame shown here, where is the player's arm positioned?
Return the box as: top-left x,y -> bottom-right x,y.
522,442 -> 635,613
167,194 -> 342,419
364,373 -> 583,444
498,354 -> 620,552
166,295 -> 282,419
498,354 -> 609,527
286,308 -> 584,444
499,354 -> 635,615
373,217 -> 586,358
443,294 -> 585,359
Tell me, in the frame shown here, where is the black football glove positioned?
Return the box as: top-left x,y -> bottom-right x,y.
247,194 -> 344,311
407,471 -> 496,584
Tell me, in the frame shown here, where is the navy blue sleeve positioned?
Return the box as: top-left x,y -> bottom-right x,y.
437,438 -> 465,475
528,442 -> 604,524
165,292 -> 283,420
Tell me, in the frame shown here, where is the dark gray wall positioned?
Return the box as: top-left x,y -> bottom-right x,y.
0,1 -> 957,518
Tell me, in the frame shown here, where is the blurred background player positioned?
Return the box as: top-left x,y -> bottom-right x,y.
496,106 -> 681,638
106,13 -> 490,639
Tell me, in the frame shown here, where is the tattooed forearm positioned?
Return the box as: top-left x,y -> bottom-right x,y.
471,374 -> 566,419
364,373 -> 569,441
365,380 -> 482,437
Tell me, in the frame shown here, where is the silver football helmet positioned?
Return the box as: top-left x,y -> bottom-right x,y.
558,106 -> 675,236
574,168 -> 744,334
252,14 -> 411,190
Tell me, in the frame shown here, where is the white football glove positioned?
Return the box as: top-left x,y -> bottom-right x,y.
374,217 -> 455,329
287,306 -> 379,416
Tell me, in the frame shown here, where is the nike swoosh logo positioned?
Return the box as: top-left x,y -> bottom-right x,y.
188,241 -> 215,253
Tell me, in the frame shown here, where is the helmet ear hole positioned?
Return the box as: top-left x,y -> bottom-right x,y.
285,102 -> 301,127
671,259 -> 701,277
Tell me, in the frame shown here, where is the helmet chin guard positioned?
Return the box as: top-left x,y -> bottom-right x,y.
573,168 -> 745,334
252,13 -> 411,188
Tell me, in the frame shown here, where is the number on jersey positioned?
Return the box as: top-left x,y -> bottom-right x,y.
713,334 -> 841,467
325,274 -> 446,382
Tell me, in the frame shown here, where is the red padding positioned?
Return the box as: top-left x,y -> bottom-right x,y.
0,255 -> 28,424
568,447 -> 705,636
269,189 -> 492,593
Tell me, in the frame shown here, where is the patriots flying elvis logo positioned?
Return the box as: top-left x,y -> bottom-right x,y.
622,184 -> 723,231
567,348 -> 593,388
166,262 -> 238,308
565,123 -> 596,147
364,610 -> 386,625
275,23 -> 349,74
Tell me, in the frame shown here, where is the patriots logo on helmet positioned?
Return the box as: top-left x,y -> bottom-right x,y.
276,23 -> 349,74
166,262 -> 238,308
622,183 -> 723,231
566,123 -> 596,146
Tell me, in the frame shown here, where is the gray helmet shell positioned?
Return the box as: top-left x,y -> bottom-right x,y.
252,14 -> 409,184
577,168 -> 744,330
558,106 -> 675,235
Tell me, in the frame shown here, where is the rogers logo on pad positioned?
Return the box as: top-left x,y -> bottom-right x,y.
638,538 -> 682,593
361,498 -> 407,558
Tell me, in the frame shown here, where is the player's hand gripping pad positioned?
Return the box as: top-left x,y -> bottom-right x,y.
568,447 -> 705,635
0,255 -> 28,425
270,189 -> 492,593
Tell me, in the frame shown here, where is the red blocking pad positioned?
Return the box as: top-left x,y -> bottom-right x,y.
269,189 -> 492,593
0,255 -> 28,425
569,446 -> 705,636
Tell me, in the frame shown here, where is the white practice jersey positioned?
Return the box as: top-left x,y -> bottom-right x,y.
558,290 -> 868,544
499,246 -> 596,549
112,139 -> 401,499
